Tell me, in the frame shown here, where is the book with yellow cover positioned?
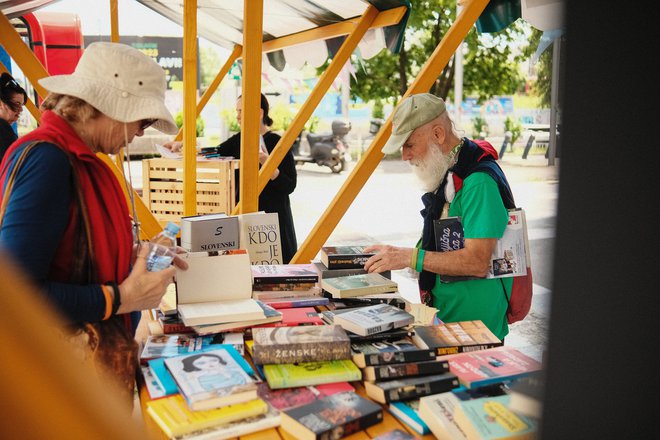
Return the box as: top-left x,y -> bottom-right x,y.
263,359 -> 362,389
146,394 -> 268,438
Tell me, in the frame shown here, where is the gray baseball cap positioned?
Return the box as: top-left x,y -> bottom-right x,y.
382,93 -> 447,154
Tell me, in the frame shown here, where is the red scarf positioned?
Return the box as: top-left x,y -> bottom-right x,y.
1,110 -> 132,283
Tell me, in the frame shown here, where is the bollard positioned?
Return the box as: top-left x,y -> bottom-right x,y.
499,131 -> 512,159
522,134 -> 535,159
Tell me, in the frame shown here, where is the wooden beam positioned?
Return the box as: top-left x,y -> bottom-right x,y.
182,0 -> 198,217
109,0 -> 120,43
238,0 -> 263,214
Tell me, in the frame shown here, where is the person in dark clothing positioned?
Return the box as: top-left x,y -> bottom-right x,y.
0,72 -> 28,161
165,93 -> 298,263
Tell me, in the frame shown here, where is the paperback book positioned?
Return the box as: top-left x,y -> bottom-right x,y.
191,300 -> 282,335
252,281 -> 318,292
260,296 -> 329,309
433,209 -> 529,282
280,391 -> 383,440
163,346 -> 261,411
146,394 -> 268,438
251,325 -> 351,365
312,259 -> 392,280
321,272 -> 398,298
254,306 -> 323,327
174,404 -> 280,440
444,345 -> 543,389
256,381 -> 355,411
251,263 -> 319,285
363,358 -> 450,382
319,245 -> 375,269
411,320 -> 503,356
453,394 -> 539,440
364,372 -> 460,404
263,359 -> 362,389
332,303 -> 414,336
388,399 -> 431,436
157,313 -> 195,334
372,429 -> 417,440
252,286 -> 322,301
140,333 -> 230,365
237,211 -> 282,265
351,337 -> 436,368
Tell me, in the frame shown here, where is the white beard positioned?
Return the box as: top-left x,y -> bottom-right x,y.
409,141 -> 453,192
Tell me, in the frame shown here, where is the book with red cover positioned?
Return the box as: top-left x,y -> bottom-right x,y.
256,381 -> 355,411
255,307 -> 323,327
443,345 -> 543,389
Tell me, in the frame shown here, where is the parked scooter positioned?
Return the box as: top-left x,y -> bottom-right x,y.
292,119 -> 351,173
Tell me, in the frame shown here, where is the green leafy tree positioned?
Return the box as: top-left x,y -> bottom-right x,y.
521,27 -> 563,107
349,0 -> 528,106
504,115 -> 522,144
175,111 -> 205,137
199,46 -> 223,89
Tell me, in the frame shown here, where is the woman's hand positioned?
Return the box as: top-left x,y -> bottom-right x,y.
363,244 -> 415,273
163,141 -> 183,153
117,245 -> 180,313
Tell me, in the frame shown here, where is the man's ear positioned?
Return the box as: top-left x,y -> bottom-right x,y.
430,123 -> 446,146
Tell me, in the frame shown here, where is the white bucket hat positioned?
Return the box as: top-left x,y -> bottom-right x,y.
38,41 -> 178,134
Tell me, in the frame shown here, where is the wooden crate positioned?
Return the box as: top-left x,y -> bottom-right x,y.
141,158 -> 239,226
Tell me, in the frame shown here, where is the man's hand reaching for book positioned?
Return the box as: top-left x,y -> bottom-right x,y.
363,245 -> 413,273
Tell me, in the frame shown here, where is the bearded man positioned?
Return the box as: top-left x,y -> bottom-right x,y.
364,93 -> 516,340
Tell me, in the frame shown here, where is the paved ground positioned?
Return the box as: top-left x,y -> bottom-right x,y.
128,149 -> 558,363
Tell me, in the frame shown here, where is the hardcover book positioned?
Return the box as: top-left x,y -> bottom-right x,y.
251,325 -> 351,365
364,372 -> 460,404
191,300 -> 282,335
319,245 -> 375,269
180,213 -> 239,252
388,399 -> 431,435
254,306 -> 324,327
351,337 -> 436,368
251,263 -> 319,285
256,381 -> 355,411
411,320 -> 503,356
263,359 -> 362,389
363,358 -> 450,382
433,209 -> 529,282
444,345 -> 543,389
454,394 -> 539,440
146,394 -> 268,438
280,391 -> 383,440
237,211 -> 283,265
321,272 -> 398,298
163,346 -> 261,411
332,303 -> 414,336
176,250 -> 264,327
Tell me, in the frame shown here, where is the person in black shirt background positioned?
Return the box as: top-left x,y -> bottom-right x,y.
165,93 -> 298,263
0,72 -> 28,161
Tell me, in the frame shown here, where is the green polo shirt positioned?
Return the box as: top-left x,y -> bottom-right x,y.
431,172 -> 512,340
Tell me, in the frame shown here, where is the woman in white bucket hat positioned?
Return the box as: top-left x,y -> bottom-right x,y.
0,42 -> 187,405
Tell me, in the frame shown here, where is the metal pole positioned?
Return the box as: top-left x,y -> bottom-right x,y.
548,36 -> 561,166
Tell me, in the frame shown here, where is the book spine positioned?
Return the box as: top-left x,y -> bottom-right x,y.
363,349 -> 437,367
318,409 -> 383,440
435,342 -> 503,356
373,360 -> 450,381
385,376 -> 460,402
253,341 -> 351,365
264,297 -> 329,309
253,276 -> 319,284
325,255 -> 370,270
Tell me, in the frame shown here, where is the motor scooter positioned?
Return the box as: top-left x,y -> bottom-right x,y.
292,119 -> 351,173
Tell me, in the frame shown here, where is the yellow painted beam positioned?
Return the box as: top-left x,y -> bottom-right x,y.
244,4 -> 377,219
98,154 -> 162,240
261,6 -> 406,54
182,0 -> 198,217
238,0 -> 263,214
0,60 -> 40,122
0,12 -> 50,99
291,0 -> 490,264
110,0 -> 120,43
173,45 -> 242,142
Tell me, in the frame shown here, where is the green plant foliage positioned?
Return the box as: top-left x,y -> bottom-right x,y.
174,111 -> 205,137
304,116 -> 320,134
472,116 -> 489,139
504,116 -> 523,144
220,108 -> 240,133
372,99 -> 385,119
269,102 -> 294,132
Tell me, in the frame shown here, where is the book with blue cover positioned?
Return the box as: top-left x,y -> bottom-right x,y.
388,399 -> 431,435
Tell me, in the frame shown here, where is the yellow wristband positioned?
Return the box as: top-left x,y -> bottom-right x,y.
410,248 -> 417,270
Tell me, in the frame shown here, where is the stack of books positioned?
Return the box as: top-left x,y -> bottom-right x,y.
249,326 -> 362,390
313,244 -> 391,280
251,263 -> 329,309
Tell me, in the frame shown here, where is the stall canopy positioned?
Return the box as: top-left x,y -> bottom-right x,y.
135,0 -> 410,70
